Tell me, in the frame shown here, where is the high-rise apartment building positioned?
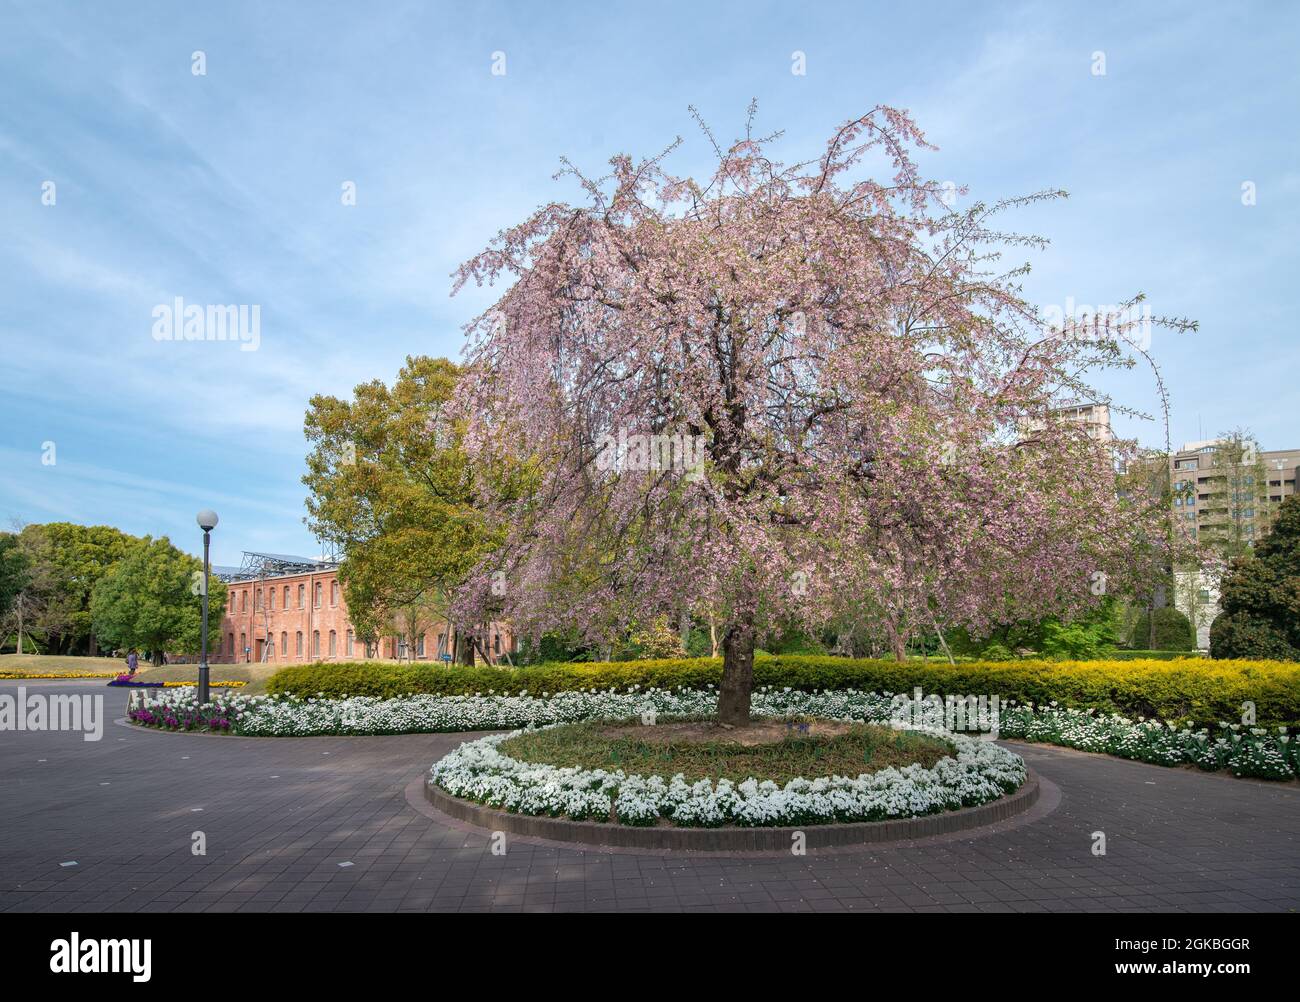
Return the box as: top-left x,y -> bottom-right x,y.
1169,440 -> 1300,647
1020,400 -> 1114,444
1169,440 -> 1300,547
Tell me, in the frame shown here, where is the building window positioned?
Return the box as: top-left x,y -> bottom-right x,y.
416,633 -> 426,658
255,588 -> 262,610
328,630 -> 337,657
331,580 -> 339,606
284,585 -> 290,608
313,630 -> 321,657
493,633 -> 500,654
268,588 -> 275,611
227,633 -> 234,658
240,590 -> 247,612
296,631 -> 303,657
281,631 -> 288,656
297,584 -> 305,609
240,632 -> 246,660
314,582 -> 323,608
346,629 -> 353,657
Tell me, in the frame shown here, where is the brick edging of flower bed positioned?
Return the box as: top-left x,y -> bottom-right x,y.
424,768 -> 1040,850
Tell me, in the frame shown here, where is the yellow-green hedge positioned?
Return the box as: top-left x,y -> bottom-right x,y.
265,655 -> 1300,728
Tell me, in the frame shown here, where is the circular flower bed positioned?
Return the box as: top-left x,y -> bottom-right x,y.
429,719 -> 1027,827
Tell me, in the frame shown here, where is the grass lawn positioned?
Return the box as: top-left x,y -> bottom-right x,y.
0,654 -> 279,693
497,717 -> 955,785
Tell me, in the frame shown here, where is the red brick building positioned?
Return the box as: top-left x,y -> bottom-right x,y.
212,552 -> 515,666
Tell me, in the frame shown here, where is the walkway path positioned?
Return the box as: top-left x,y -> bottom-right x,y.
1,681 -> 1296,912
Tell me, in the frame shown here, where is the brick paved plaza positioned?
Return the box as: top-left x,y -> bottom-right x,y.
2,680 -> 1297,913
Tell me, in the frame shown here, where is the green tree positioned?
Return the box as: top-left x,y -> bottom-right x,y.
19,523 -> 137,653
0,534 -> 31,629
2,526 -> 71,654
515,628 -> 595,665
1210,494 -> 1300,660
949,599 -> 1122,660
90,537 -> 227,665
303,356 -> 521,665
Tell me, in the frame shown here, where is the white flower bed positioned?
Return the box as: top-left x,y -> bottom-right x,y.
133,685 -> 907,737
130,684 -> 1297,781
430,724 -> 1026,827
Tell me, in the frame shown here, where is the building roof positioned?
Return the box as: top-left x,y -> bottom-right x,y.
247,551 -> 329,566
219,551 -> 340,582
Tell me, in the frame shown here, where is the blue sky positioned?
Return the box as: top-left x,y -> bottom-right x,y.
2,0 -> 1297,565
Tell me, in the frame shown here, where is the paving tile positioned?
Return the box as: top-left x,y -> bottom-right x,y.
2,682 -> 1297,913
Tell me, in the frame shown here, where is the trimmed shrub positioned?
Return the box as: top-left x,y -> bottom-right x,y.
266,654 -> 1300,728
1210,611 -> 1300,662
1129,607 -> 1196,651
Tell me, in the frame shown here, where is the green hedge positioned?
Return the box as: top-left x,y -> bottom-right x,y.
266,655 -> 1300,728
1109,649 -> 1205,661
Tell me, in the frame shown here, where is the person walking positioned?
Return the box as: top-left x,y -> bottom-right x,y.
126,650 -> 139,675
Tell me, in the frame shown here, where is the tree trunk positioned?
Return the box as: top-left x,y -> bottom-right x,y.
678,606 -> 691,650
717,612 -> 756,725
152,649 -> 163,667
888,620 -> 907,662
934,625 -> 955,665
928,611 -> 956,665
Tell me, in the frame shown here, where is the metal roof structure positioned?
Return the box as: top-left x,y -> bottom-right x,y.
216,551 -> 339,582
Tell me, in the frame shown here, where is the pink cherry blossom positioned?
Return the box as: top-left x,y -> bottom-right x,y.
450,105 -> 1180,723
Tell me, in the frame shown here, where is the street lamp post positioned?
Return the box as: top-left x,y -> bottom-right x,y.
196,510 -> 219,705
